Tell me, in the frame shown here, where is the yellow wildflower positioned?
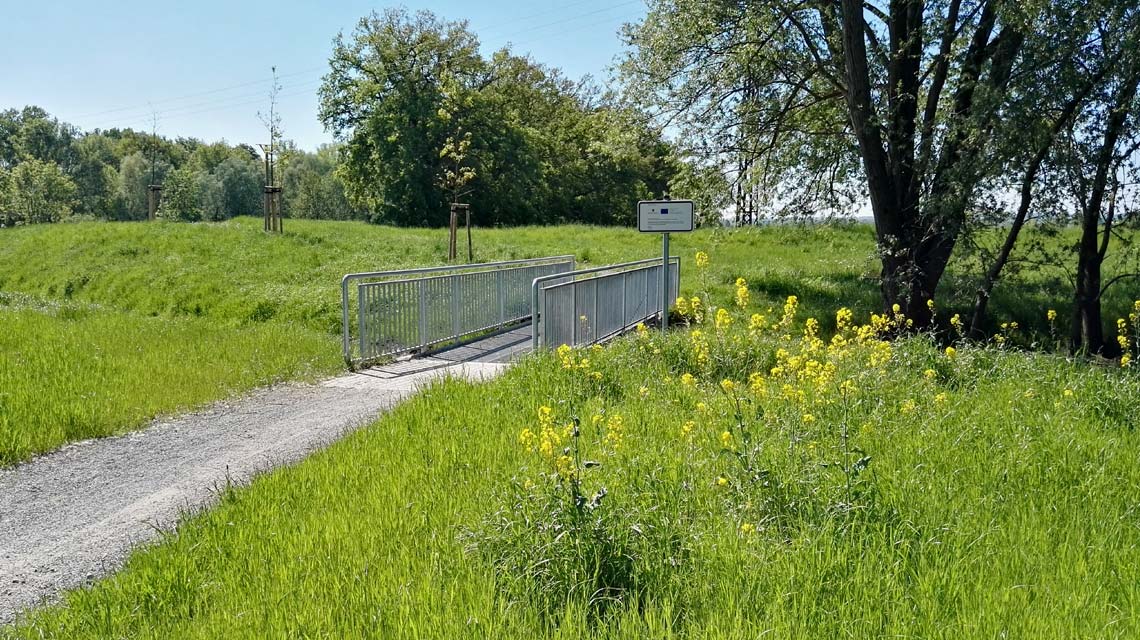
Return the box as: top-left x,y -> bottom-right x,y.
734,278 -> 750,309
839,379 -> 858,397
695,251 -> 710,269
638,385 -> 649,398
945,346 -> 957,359
1047,309 -> 1057,322
923,368 -> 937,380
716,476 -> 728,487
715,308 -> 733,330
900,399 -> 917,414
681,420 -> 695,437
681,373 -> 695,386
555,455 -> 574,478
934,392 -> 948,404
801,413 -> 816,424
720,430 -> 733,448
1063,388 -> 1074,398
739,522 -> 756,535
675,296 -> 690,317
720,379 -> 736,393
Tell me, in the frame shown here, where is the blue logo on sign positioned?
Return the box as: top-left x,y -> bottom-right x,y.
660,208 -> 668,214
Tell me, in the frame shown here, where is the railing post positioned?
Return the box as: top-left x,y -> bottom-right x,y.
531,278 -> 542,350
358,283 -> 368,361
341,276 -> 352,364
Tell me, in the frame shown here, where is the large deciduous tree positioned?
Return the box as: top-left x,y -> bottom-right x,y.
622,0 -> 1135,327
2,159 -> 77,224
320,8 -> 677,227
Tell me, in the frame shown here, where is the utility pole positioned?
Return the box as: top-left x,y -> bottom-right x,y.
147,110 -> 162,220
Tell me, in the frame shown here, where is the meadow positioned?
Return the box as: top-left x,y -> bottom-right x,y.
0,217 -> 1133,464
0,217 -> 878,464
6,255 -> 1139,638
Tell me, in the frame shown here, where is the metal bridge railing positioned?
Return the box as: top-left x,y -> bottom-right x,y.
342,255 -> 575,364
531,257 -> 680,350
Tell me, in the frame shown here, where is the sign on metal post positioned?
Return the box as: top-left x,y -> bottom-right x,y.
637,199 -> 695,331
638,200 -> 694,233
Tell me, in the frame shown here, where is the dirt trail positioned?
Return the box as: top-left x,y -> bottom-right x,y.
0,326 -> 531,624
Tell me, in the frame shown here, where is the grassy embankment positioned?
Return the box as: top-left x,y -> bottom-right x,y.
0,217 -> 883,464
6,249 -> 1139,637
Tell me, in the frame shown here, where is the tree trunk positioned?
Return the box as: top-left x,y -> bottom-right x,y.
1072,237 -> 1107,355
1070,66 -> 1138,355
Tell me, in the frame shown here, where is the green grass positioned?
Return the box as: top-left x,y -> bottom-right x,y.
0,217 -> 882,334
0,295 -> 338,465
7,301 -> 1138,638
0,218 -> 884,463
3,220 -> 1139,635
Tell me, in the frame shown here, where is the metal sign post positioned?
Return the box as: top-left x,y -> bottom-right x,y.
637,199 -> 695,332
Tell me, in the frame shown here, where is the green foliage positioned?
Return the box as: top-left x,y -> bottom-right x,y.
157,167 -> 202,222
320,9 -> 677,227
281,145 -> 358,220
1,158 -> 77,224
117,151 -> 170,220
9,307 -> 1139,637
214,156 -> 262,218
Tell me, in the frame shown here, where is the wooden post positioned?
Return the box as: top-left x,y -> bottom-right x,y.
465,205 -> 472,262
147,185 -> 161,220
448,204 -> 458,261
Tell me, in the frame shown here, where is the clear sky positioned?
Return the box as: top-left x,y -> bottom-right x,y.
1,0 -> 648,150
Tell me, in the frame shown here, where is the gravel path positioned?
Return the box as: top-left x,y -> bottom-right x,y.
0,326 -> 531,624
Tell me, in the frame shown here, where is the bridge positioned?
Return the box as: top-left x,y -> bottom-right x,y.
340,255 -> 680,368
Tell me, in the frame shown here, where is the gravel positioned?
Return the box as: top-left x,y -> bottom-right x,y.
0,354 -> 512,624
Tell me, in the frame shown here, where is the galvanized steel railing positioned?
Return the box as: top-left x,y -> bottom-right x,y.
531,257 -> 680,350
342,256 -> 574,364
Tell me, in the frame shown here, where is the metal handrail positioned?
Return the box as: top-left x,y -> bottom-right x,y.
342,255 -> 575,364
531,256 -> 680,349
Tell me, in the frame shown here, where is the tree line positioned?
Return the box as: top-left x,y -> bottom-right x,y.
622,0 -> 1140,354
0,10 -> 695,230
0,106 -> 365,226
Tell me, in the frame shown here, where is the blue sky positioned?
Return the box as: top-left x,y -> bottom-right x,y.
1,0 -> 647,150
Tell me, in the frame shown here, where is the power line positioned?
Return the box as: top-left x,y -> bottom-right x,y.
71,2 -> 647,134
66,2 -> 644,128
71,66 -> 326,120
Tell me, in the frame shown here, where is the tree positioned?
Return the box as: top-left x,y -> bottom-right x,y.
1062,20 -> 1140,355
2,159 -> 77,224
195,170 -> 226,221
321,9 -> 678,228
621,0 -> 1134,327
214,156 -> 262,217
157,167 -> 202,222
71,133 -> 121,219
118,152 -> 171,220
321,9 -> 485,226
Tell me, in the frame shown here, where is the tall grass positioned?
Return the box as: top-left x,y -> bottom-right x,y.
0,296 -> 338,465
8,280 -> 1138,637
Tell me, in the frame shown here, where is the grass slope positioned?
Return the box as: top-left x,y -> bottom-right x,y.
0,218 -> 881,463
0,217 -> 882,334
0,295 -> 337,464
7,299 -> 1138,638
